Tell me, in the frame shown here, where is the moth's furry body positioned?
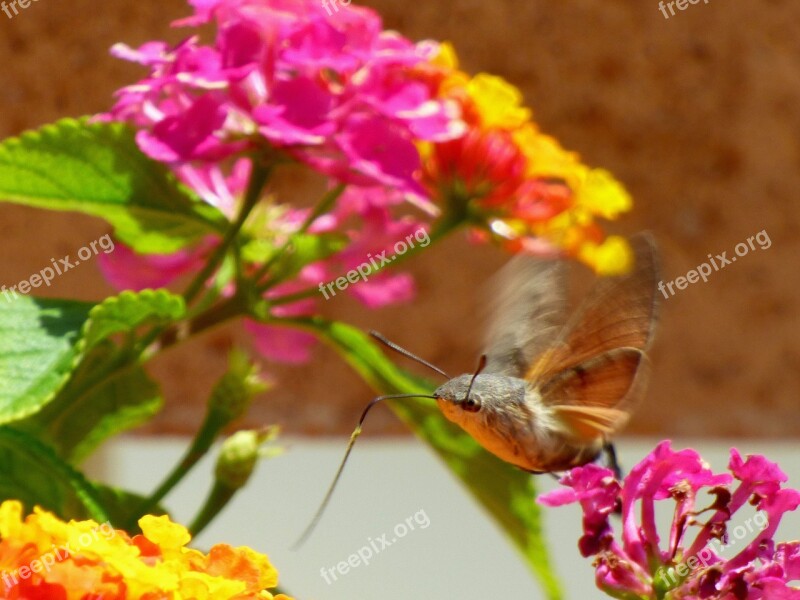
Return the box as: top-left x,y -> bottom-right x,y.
435,374 -> 603,472
432,233 -> 659,474
297,235 -> 659,546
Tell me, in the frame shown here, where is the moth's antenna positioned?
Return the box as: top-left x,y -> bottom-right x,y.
464,354 -> 488,403
370,330 -> 450,379
292,392 -> 436,550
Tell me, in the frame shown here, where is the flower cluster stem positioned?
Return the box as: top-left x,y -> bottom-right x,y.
125,410 -> 226,530
184,162 -> 271,304
254,182 -> 346,291
189,481 -> 234,537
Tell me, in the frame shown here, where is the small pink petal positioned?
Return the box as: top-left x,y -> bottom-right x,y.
246,320 -> 316,364
348,272 -> 415,308
97,239 -> 214,291
137,95 -> 227,162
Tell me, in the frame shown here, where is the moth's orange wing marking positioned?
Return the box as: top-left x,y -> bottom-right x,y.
541,348 -> 648,441
526,234 -> 659,442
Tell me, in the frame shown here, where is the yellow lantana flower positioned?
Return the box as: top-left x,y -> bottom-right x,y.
0,500 -> 293,600
424,43 -> 635,274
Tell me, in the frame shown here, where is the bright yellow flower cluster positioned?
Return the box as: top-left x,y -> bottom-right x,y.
0,500 -> 292,600
426,43 -> 634,274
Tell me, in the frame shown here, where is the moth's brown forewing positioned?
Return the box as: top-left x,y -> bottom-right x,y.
525,234 -> 660,442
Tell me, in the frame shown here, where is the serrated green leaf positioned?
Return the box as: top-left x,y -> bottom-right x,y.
0,290 -> 184,438
82,289 -> 186,350
0,118 -> 228,253
17,289 -> 187,462
19,345 -> 163,464
0,296 -> 93,424
304,318 -> 563,600
0,426 -> 108,522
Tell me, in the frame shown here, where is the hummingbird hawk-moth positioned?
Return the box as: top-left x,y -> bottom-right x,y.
295,233 -> 659,546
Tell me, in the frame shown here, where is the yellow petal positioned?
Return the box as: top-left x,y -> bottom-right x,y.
432,41 -> 459,69
139,514 -> 192,551
576,169 -> 633,219
467,74 -> 531,129
0,500 -> 23,539
515,127 -> 583,184
579,236 -> 634,275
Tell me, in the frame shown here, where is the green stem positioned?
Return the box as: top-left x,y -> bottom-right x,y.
189,482 -> 235,537
126,409 -> 225,529
253,183 -> 346,290
125,297 -> 250,528
267,287 -> 322,307
183,163 -> 271,305
122,190 -> 464,531
142,294 -> 247,359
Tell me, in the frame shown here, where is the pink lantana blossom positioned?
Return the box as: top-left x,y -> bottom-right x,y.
103,0 -> 464,199
539,441 -> 800,599
98,0 -> 467,365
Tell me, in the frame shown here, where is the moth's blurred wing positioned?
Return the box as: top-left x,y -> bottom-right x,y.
527,233 -> 659,441
482,255 -> 567,377
541,347 -> 650,442
526,233 -> 659,384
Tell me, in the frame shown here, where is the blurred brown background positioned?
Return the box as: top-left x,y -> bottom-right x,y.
1,0 -> 797,438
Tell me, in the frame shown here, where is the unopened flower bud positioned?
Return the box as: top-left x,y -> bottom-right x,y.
215,427 -> 282,490
209,350 -> 269,423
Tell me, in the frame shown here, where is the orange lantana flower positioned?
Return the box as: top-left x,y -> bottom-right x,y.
0,500 -> 292,600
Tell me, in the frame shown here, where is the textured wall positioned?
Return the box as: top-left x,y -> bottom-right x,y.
1,0 -> 797,438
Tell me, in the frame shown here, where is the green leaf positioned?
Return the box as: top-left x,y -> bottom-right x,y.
0,426 -> 108,522
18,348 -> 163,464
0,118 -> 228,253
18,289 -> 186,463
303,318 -> 563,600
0,296 -> 92,424
0,290 -> 183,429
81,289 -> 186,350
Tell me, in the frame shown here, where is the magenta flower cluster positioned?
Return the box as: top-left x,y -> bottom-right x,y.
106,0 -> 461,199
539,441 -> 800,599
99,0 -> 467,364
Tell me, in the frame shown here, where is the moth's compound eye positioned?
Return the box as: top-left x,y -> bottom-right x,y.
462,395 -> 481,413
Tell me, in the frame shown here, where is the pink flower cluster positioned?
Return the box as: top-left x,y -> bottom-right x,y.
539,441 -> 800,599
107,0 -> 461,199
100,0 -> 467,363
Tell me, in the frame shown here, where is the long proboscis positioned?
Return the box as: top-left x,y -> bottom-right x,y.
291,392 -> 436,550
